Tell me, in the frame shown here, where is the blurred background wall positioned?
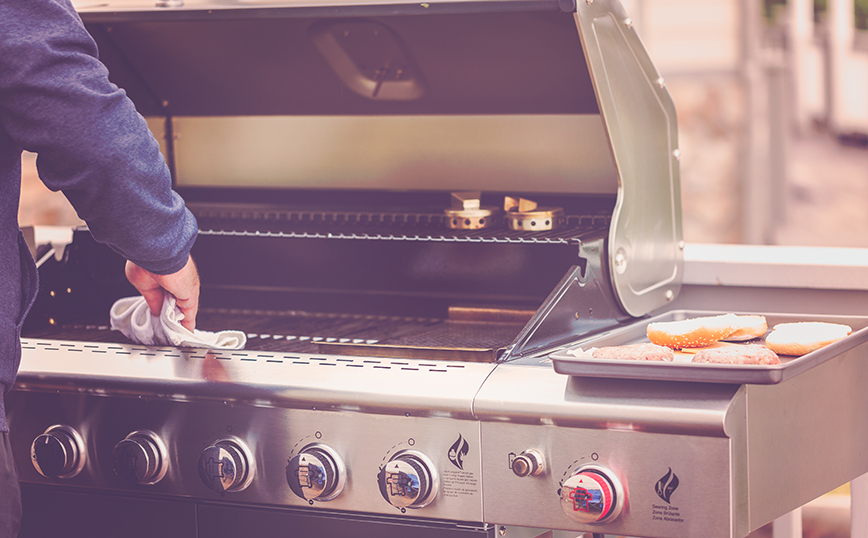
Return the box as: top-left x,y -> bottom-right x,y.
17,0 -> 868,247
622,0 -> 868,246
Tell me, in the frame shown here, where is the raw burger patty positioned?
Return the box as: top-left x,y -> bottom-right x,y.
592,343 -> 674,361
691,344 -> 780,365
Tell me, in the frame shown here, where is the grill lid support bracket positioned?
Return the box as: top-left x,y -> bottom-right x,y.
501,237 -> 631,361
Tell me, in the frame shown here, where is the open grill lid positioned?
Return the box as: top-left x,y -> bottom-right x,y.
77,0 -> 681,323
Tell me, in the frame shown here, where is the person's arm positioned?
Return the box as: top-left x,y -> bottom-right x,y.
0,0 -> 199,322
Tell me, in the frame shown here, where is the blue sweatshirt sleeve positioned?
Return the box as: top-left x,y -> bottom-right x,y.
0,0 -> 197,275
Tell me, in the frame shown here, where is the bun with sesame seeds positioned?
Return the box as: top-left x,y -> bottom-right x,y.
647,314 -> 739,350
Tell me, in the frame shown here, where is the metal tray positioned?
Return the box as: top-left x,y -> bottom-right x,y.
549,310 -> 868,384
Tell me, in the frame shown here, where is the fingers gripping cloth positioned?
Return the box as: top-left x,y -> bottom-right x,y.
110,296 -> 246,349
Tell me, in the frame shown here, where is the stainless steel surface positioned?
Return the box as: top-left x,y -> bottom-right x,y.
479,413 -> 734,537
474,362 -> 741,536
15,339 -> 492,418
6,387 -> 485,523
742,348 -> 868,531
550,311 -> 868,384
11,294 -> 868,536
573,0 -> 683,316
168,116 -> 618,195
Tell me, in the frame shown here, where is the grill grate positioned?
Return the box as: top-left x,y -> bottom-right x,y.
24,308 -> 525,360
192,206 -> 609,244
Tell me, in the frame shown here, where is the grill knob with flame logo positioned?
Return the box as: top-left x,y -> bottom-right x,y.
198,437 -> 255,494
286,444 -> 346,502
31,425 -> 86,479
377,450 -> 439,509
559,464 -> 625,525
111,430 -> 169,486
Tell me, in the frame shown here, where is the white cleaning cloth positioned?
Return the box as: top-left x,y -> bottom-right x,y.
110,295 -> 246,350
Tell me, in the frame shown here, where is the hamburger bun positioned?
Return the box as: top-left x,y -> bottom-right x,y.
647,313 -> 739,349
765,322 -> 852,356
722,315 -> 768,342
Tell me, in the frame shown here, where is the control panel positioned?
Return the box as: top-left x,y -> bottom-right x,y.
8,391 -> 483,524
481,421 -> 732,537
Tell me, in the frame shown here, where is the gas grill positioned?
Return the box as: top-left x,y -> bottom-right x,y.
8,0 -> 868,537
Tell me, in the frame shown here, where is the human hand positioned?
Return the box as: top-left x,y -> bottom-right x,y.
125,255 -> 200,331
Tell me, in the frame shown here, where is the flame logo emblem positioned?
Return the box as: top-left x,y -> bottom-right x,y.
655,468 -> 679,503
448,434 -> 470,470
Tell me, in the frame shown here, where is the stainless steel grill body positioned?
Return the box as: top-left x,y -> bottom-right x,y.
10,0 -> 868,536
10,316 -> 868,538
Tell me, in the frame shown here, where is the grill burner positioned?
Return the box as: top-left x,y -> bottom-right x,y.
444,192 -> 502,231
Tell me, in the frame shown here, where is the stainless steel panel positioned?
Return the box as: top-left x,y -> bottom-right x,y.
7,391 -> 484,522
474,362 -> 739,437
574,0 -> 683,317
549,311 -> 868,384
742,345 -> 868,531
171,115 -> 617,195
480,422 -> 733,538
16,340 -> 492,418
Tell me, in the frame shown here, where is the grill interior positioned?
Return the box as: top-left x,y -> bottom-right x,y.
25,204 -> 610,361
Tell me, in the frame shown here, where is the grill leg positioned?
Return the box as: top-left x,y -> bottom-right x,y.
772,507 -> 802,538
853,473 -> 868,538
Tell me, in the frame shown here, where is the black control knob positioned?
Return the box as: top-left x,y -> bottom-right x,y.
111,430 -> 168,485
287,444 -> 346,502
377,450 -> 438,509
31,425 -> 86,479
198,438 -> 255,493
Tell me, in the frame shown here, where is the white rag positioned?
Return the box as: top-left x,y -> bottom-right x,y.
110,295 -> 246,350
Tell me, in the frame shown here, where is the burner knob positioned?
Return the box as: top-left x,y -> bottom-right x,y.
559,464 -> 624,525
31,425 -> 86,479
511,449 -> 545,478
286,444 -> 346,502
198,437 -> 255,494
378,450 -> 439,509
111,430 -> 169,485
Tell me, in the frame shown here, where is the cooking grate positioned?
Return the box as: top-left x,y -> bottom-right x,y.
23,308 -> 525,359
192,205 -> 610,244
